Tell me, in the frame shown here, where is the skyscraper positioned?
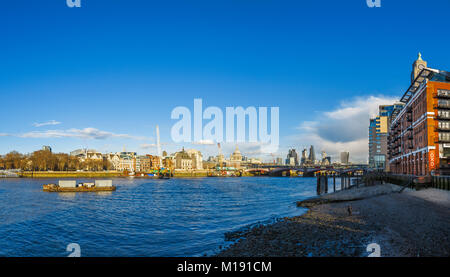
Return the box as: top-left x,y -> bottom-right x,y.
308,145 -> 316,164
301,148 -> 307,165
286,149 -> 299,166
340,152 -> 349,165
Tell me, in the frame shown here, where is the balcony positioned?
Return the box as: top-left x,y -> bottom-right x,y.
434,90 -> 450,100
433,94 -> 450,99
434,103 -> 450,110
436,127 -> 450,132
436,115 -> 450,121
435,137 -> 450,143
407,115 -> 413,122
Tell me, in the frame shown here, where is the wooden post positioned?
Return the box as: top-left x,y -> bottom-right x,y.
333,175 -> 336,192
317,175 -> 320,195
325,176 -> 328,193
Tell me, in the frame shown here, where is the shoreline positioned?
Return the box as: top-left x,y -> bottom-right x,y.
2,173 -> 290,179
217,184 -> 450,257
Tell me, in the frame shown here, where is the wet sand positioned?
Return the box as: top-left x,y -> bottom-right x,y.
217,185 -> 450,257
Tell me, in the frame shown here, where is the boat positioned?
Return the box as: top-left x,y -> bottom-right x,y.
158,173 -> 171,179
43,180 -> 116,192
207,170 -> 242,177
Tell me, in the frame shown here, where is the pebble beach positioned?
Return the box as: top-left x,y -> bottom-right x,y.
217,184 -> 450,257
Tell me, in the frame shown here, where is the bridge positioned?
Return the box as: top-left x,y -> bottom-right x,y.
245,165 -> 368,177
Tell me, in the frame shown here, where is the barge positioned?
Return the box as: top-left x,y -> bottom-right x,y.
43,180 -> 116,192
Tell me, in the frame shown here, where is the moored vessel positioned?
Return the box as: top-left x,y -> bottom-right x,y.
43,180 -> 116,192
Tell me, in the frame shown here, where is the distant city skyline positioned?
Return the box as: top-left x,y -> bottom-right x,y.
1,0 -> 450,163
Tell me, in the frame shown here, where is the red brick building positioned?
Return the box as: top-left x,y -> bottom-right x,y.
388,54 -> 450,176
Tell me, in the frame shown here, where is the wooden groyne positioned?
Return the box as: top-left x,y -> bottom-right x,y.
316,173 -> 362,195
432,176 -> 450,191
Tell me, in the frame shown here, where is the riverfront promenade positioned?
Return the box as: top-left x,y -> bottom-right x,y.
217,184 -> 450,257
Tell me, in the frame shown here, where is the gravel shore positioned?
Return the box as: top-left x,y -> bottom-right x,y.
217,184 -> 450,257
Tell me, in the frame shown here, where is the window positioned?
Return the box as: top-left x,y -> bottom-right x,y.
439,132 -> 450,142
438,110 -> 450,118
437,89 -> 450,97
439,121 -> 450,130
438,99 -> 450,108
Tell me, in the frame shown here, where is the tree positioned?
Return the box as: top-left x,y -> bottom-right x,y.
68,156 -> 80,171
55,153 -> 69,171
4,151 -> 23,169
0,155 -> 5,169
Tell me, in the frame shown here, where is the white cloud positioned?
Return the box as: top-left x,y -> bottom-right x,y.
291,95 -> 398,163
215,142 -> 275,158
192,140 -> 215,145
140,141 -> 172,150
32,120 -> 61,127
140,143 -> 157,149
19,128 -> 147,140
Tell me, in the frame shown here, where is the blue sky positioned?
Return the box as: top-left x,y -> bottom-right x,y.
1,0 -> 450,162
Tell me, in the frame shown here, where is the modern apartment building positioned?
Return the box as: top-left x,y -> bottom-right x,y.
369,104 -> 404,170
388,54 -> 450,175
135,155 -> 151,172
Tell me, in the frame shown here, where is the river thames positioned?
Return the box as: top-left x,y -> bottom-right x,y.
0,177 -> 338,257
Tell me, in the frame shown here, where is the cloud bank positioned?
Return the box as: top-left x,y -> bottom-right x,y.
291,95 -> 398,163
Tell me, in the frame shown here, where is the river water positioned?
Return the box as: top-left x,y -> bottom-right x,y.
0,177 -> 333,257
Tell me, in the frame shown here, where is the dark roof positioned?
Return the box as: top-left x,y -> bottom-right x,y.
400,68 -> 450,104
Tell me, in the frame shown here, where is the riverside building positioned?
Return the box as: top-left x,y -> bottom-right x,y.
369,104 -> 404,170
388,54 -> 450,175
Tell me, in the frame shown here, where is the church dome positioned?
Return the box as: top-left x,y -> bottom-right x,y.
230,145 -> 242,161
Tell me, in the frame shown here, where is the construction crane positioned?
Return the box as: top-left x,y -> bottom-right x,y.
270,153 -> 276,165
155,125 -> 172,178
156,125 -> 163,168
217,143 -> 224,170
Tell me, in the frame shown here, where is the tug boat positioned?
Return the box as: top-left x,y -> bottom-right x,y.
43,180 -> 116,192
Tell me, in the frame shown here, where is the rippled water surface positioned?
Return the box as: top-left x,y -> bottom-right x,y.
0,177 -> 323,257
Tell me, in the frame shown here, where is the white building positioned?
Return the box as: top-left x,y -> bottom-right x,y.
70,149 -> 103,162
186,149 -> 203,170
174,148 -> 193,170
105,153 -> 121,170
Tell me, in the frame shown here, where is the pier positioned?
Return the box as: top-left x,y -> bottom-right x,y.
315,172 -> 363,195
